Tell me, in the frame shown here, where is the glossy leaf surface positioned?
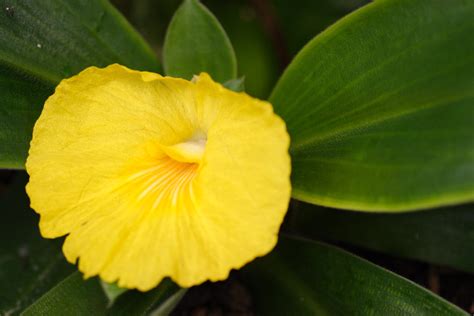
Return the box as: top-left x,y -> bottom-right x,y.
0,0 -> 159,83
22,272 -> 108,315
163,0 -> 237,82
271,0 -> 474,211
243,237 -> 468,315
286,202 -> 474,274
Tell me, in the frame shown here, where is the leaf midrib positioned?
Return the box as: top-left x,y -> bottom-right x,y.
285,23 -> 471,130
0,57 -> 58,86
270,0 -> 473,119
290,70 -> 474,153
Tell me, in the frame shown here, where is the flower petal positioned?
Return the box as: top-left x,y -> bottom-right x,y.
26,65 -> 291,290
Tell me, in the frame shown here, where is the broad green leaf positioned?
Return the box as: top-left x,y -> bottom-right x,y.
242,237 -> 467,315
0,0 -> 159,169
163,0 -> 237,82
271,0 -> 474,211
286,202 -> 474,274
107,279 -> 186,316
22,272 -> 108,315
0,173 -> 74,315
0,0 -> 159,83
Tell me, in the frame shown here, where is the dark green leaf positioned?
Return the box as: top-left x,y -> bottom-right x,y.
0,173 -> 74,315
0,0 -> 159,168
0,0 -> 159,83
163,0 -> 237,82
286,201 -> 474,274
0,66 -> 52,169
271,0 -> 474,211
148,288 -> 187,316
112,0 -> 279,98
22,272 -> 108,316
242,237 -> 467,315
108,279 -> 185,316
101,281 -> 128,304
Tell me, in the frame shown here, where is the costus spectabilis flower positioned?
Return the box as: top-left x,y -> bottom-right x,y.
26,64 -> 291,290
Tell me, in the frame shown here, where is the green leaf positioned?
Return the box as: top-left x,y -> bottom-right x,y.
0,173 -> 74,315
107,279 -> 186,316
242,236 -> 467,315
0,66 -> 52,169
0,0 -> 159,83
271,0 -> 474,211
163,0 -> 237,82
0,0 -> 159,169
286,201 -> 474,274
22,272 -> 108,316
101,281 -> 128,305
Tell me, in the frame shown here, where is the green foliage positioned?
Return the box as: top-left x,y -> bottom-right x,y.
271,0 -> 474,211
287,202 -> 474,274
163,0 -> 237,82
0,67 -> 52,169
110,0 -> 278,98
243,237 -> 468,315
107,280 -> 186,316
0,173 -> 74,315
101,281 -> 128,304
0,0 -> 158,83
21,272 -> 109,315
22,274 -> 184,316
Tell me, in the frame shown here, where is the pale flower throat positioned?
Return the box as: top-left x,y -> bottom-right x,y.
127,133 -> 207,210
161,133 -> 207,164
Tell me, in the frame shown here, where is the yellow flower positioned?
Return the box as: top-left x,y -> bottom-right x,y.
26,64 -> 291,290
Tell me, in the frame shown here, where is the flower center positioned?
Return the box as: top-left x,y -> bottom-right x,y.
125,134 -> 207,210
161,134 -> 207,164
